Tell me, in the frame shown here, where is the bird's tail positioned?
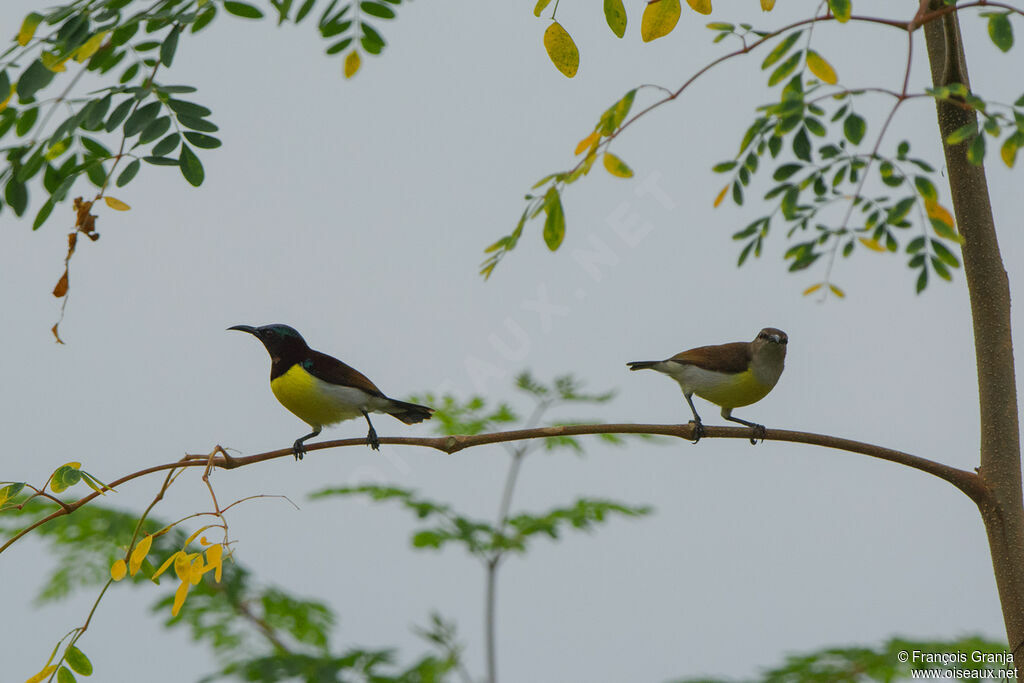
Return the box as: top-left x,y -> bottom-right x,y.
627,360 -> 660,371
385,398 -> 434,424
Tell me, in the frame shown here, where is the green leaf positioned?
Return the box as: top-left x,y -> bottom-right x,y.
193,5 -> 217,32
124,101 -> 161,137
16,59 -> 56,100
116,159 -> 140,187
295,0 -> 316,22
16,107 -> 39,137
767,50 -> 802,87
361,23 -> 385,54
843,113 -> 866,145
152,132 -> 180,156
65,646 -> 93,675
761,31 -> 802,70
360,2 -> 395,19
542,187 -> 565,250
946,122 -> 977,145
143,155 -> 179,165
179,143 -> 204,186
33,198 -> 55,229
177,115 -> 218,132
183,132 -> 221,149
792,127 -> 811,161
604,0 -> 627,38
138,116 -> 171,144
5,179 -> 28,216
167,99 -> 212,118
913,175 -> 937,200
988,13 -> 1014,52
828,0 -> 851,22
160,26 -> 181,66
967,133 -> 986,165
916,267 -> 928,294
223,1 -> 264,18
57,666 -> 76,683
931,239 -> 961,268
104,99 -> 134,132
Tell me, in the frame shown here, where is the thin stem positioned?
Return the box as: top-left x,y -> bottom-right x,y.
1,422 -> 986,556
484,398 -> 551,683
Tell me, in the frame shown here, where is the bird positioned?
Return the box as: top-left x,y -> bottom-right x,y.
228,324 -> 433,459
627,327 -> 788,444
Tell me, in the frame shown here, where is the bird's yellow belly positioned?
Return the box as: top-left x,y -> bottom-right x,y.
692,369 -> 772,409
270,365 -> 363,427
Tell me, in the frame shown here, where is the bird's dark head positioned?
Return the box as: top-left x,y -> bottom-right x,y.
228,324 -> 309,358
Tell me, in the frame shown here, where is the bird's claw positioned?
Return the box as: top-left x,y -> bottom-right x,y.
689,420 -> 705,444
367,428 -> 381,451
292,440 -> 305,461
748,424 -> 766,445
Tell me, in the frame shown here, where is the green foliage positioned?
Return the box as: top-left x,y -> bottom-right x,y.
713,59 -> 966,295
2,497 -> 457,682
480,88 -> 638,278
0,0 -> 407,230
311,484 -> 651,556
671,636 -> 1011,683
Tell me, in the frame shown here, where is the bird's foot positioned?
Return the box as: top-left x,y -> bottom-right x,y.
366,428 -> 381,451
748,424 -> 766,445
292,439 -> 305,461
689,420 -> 705,444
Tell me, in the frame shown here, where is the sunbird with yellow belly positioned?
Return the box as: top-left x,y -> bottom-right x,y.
628,327 -> 788,443
229,324 -> 433,459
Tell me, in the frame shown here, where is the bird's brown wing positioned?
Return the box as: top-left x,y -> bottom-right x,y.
303,350 -> 387,398
668,341 -> 750,374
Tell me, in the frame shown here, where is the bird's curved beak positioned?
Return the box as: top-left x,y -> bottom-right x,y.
228,324 -> 257,335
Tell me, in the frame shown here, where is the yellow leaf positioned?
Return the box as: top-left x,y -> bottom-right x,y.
17,13 -> 42,47
925,199 -> 954,228
713,184 -> 728,208
829,284 -> 845,299
74,31 -> 108,62
343,50 -> 360,79
641,0 -> 681,42
63,462 -> 81,470
602,152 -> 634,178
129,534 -> 153,576
533,0 -> 553,16
686,0 -> 712,15
189,555 -> 205,585
205,543 -> 224,582
802,283 -> 823,296
45,139 -> 69,160
153,550 -> 184,580
543,22 -> 579,78
171,579 -> 190,616
110,559 -> 128,581
104,196 -> 131,211
858,237 -> 885,252
0,85 -> 16,114
761,0 -> 776,9
1000,136 -> 1018,168
806,50 -> 837,85
575,130 -> 600,156
174,552 -> 195,581
26,665 -> 59,683
41,51 -> 71,73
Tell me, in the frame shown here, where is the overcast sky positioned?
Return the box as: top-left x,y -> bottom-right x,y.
2,1 -> 1022,681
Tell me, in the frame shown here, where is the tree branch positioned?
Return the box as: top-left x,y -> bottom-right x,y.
2,423 -> 987,556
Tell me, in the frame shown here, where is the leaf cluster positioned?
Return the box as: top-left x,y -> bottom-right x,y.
671,635 -> 1011,683
3,497 -> 457,682
310,484 -> 652,557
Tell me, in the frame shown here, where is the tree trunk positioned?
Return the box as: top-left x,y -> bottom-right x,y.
923,4 -> 1024,657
